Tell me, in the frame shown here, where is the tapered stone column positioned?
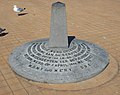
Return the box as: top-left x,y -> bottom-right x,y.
48,2 -> 68,48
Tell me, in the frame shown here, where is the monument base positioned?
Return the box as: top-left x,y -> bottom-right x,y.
9,38 -> 109,84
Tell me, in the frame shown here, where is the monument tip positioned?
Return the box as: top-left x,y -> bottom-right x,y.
52,2 -> 65,7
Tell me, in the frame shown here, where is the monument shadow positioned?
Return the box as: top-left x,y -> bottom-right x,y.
68,36 -> 75,47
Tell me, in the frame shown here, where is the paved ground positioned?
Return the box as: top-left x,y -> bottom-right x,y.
0,0 -> 120,95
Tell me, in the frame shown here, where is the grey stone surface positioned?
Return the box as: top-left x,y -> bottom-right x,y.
48,2 -> 68,48
8,2 -> 109,84
9,38 -> 109,83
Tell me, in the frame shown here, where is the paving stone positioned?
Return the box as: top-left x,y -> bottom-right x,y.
0,0 -> 120,95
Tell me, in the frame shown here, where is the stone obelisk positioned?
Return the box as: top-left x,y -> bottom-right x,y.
9,2 -> 109,84
48,2 -> 68,48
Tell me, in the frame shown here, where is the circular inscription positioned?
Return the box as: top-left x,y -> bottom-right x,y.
9,38 -> 109,83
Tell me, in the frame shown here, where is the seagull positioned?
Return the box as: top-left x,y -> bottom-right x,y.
0,28 -> 6,34
13,5 -> 26,15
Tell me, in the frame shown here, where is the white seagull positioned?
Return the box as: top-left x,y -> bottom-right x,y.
13,5 -> 26,14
